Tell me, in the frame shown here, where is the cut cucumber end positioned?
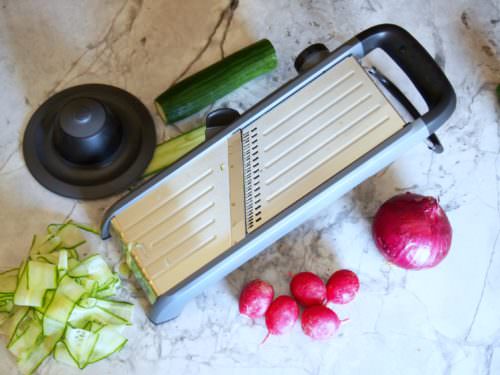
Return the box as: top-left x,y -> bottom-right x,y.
155,100 -> 168,123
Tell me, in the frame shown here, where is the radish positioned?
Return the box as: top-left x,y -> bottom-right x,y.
326,269 -> 359,304
301,305 -> 341,340
290,272 -> 326,306
264,295 -> 299,339
239,279 -> 274,319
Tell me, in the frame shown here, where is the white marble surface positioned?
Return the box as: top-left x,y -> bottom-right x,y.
0,0 -> 499,374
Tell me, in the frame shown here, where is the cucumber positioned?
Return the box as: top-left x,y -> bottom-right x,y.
0,306 -> 29,338
118,262 -> 131,278
88,326 -> 127,364
54,341 -> 78,368
7,309 -> 34,348
43,276 -> 85,335
0,299 -> 14,313
34,254 -> 58,264
37,249 -> 76,265
68,255 -> 79,267
68,254 -> 114,287
14,263 -> 47,307
17,331 -> 62,375
29,235 -> 61,258
42,316 -> 65,337
7,313 -> 42,358
94,299 -> 133,323
48,223 -> 86,249
88,322 -> 104,333
79,278 -> 99,297
0,296 -> 12,305
0,312 -> 10,325
72,222 -> 100,236
0,268 -> 18,295
57,250 -> 68,281
64,327 -> 98,369
143,125 -> 206,176
48,222 -> 99,237
78,297 -> 98,308
34,290 -> 54,314
94,275 -> 120,298
27,261 -> 57,290
155,39 -> 277,124
68,304 -> 128,328
33,310 -> 43,322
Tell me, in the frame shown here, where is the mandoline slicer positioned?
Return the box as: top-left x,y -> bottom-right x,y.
101,24 -> 456,324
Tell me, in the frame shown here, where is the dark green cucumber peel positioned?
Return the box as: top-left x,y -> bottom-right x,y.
155,39 -> 277,124
117,239 -> 157,305
143,125 -> 206,177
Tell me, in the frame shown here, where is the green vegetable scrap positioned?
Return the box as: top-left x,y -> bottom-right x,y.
143,125 -> 206,177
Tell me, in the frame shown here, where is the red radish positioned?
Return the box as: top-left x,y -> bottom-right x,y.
372,192 -> 452,270
301,305 -> 341,340
239,279 -> 274,319
290,272 -> 326,306
264,295 -> 299,338
326,269 -> 359,304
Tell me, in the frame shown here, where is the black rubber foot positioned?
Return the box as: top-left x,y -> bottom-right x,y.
294,43 -> 330,73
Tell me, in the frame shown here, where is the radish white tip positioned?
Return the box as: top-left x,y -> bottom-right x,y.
260,332 -> 270,345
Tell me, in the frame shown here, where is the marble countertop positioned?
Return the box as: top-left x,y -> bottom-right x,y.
1,0 -> 499,374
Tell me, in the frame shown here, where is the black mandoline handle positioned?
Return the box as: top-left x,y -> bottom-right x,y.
368,67 -> 444,153
355,24 -> 456,133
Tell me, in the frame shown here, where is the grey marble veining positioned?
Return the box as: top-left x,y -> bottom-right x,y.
0,0 -> 499,374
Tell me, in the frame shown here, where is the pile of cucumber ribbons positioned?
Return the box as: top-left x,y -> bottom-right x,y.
0,222 -> 133,374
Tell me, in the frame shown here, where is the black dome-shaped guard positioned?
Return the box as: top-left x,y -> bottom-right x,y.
23,84 -> 157,200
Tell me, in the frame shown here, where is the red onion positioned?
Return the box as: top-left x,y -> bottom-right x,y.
372,192 -> 452,270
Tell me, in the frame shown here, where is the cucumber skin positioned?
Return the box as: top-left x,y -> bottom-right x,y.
156,39 -> 277,124
116,237 -> 157,305
127,252 -> 157,305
